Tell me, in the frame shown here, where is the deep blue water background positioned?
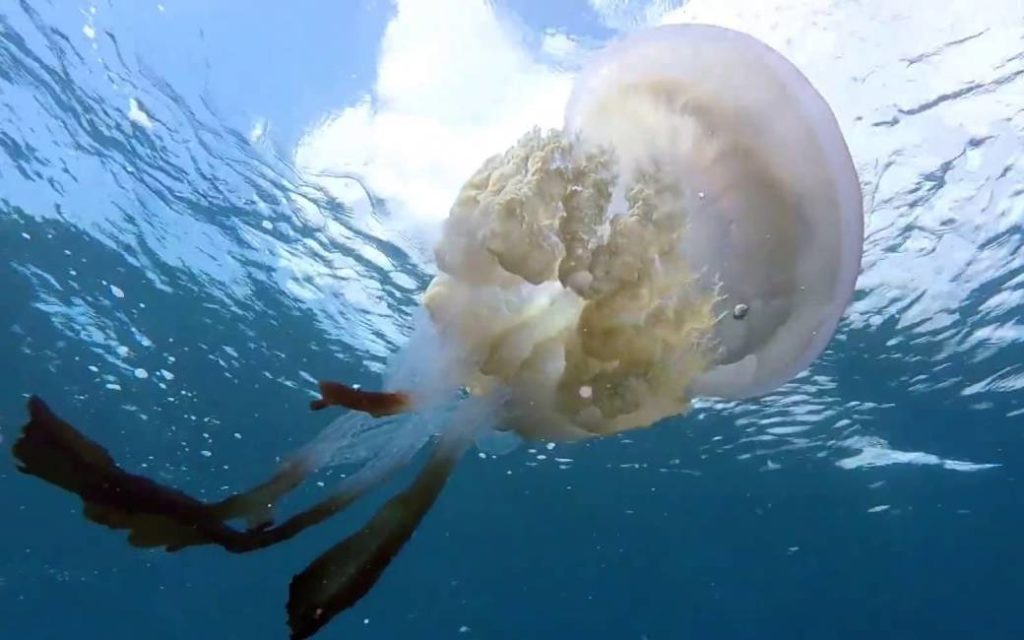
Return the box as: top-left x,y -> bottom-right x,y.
2,1 -> 1023,639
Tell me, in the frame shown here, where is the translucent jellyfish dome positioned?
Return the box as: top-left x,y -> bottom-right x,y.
422,23 -> 864,440
564,23 -> 864,400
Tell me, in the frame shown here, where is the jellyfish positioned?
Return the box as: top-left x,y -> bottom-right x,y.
11,23 -> 862,640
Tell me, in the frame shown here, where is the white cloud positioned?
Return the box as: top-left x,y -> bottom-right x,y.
540,30 -> 580,59
249,117 -> 270,144
294,0 -> 578,241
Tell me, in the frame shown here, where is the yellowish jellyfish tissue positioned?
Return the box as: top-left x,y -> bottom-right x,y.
422,23 -> 863,441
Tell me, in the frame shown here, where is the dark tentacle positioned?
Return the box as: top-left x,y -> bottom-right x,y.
287,418 -> 474,639
11,391 -> 410,554
11,387 -> 465,640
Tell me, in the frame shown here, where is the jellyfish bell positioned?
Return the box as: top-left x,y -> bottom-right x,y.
11,22 -> 863,640
564,23 -> 864,400
422,24 -> 862,442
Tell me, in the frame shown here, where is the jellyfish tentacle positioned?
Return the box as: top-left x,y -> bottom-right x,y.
208,458 -> 309,532
13,385 -> 473,640
286,412 -> 478,640
10,392 -> 417,555
232,446 -> 420,552
13,396 -> 261,551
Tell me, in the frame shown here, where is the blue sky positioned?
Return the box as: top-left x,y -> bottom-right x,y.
85,0 -> 670,149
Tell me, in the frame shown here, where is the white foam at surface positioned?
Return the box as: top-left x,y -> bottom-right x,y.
836,436 -> 999,472
127,97 -> 153,129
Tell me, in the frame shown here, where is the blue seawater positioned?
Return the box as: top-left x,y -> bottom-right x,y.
1,2 -> 1023,640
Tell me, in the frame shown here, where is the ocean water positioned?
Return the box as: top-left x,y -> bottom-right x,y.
1,1 -> 1023,639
